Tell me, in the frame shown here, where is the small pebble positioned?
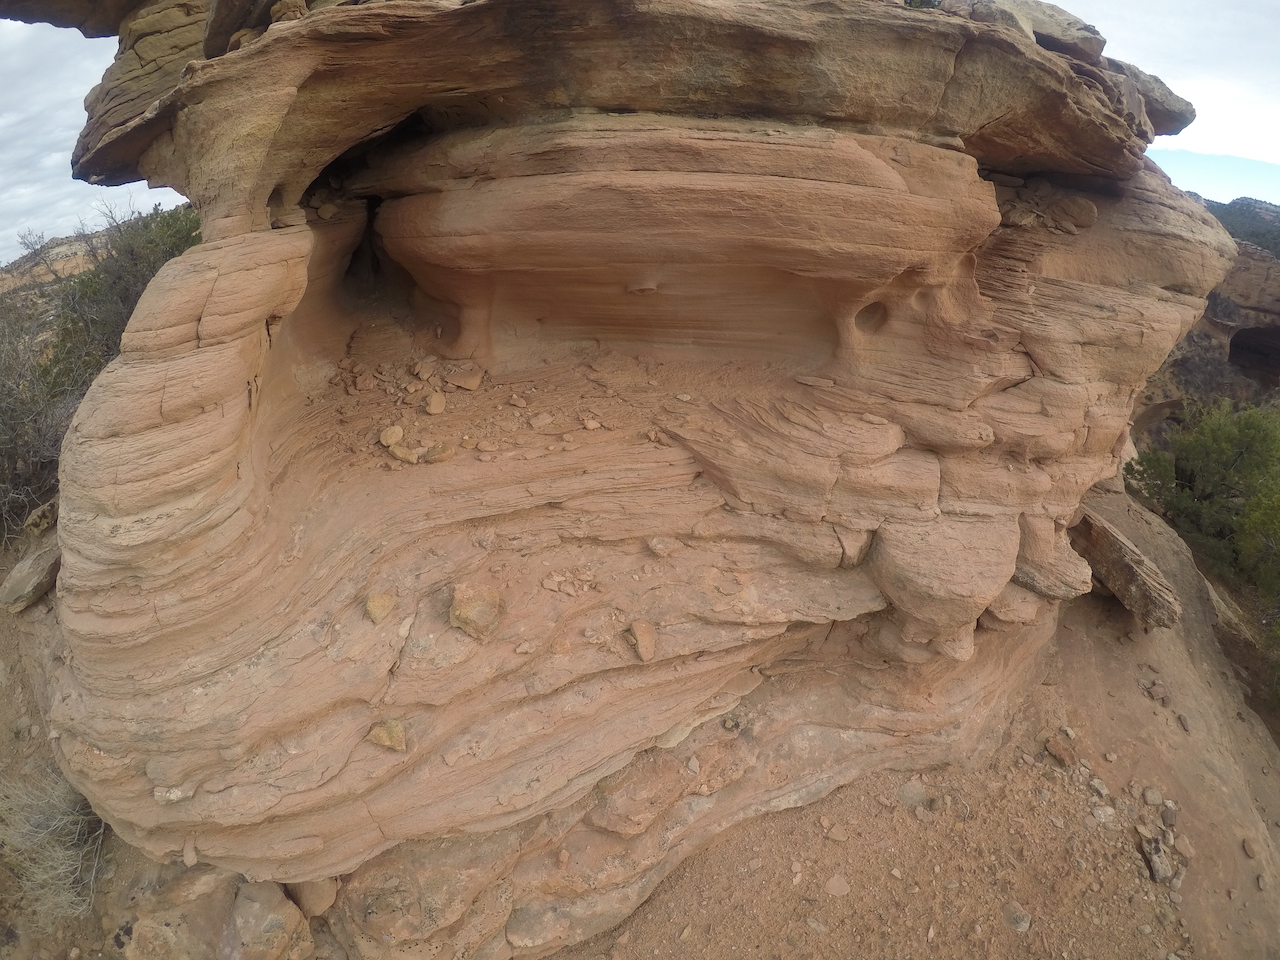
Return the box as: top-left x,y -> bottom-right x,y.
824,874 -> 851,897
1001,900 -> 1031,934
1259,874 -> 1269,891
1242,838 -> 1257,859
1105,752 -> 1117,763
1161,807 -> 1177,828
1143,787 -> 1163,806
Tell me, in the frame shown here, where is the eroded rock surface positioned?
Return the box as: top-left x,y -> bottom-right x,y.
1139,238 -> 1280,435
0,0 -> 1236,956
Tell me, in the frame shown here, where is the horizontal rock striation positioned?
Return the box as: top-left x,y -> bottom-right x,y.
1138,238 -> 1280,426
0,0 -> 1236,956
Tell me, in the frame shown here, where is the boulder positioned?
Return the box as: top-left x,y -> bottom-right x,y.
100,865 -> 310,960
1070,506 -> 1183,628
0,528 -> 61,614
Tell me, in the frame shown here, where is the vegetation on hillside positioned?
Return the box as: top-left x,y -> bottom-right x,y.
1127,399 -> 1280,640
1204,197 -> 1280,259
0,205 -> 200,545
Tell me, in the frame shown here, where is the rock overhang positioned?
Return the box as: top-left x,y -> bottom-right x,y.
68,0 -> 1158,205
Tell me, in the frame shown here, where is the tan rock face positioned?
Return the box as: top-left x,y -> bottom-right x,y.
1138,238 -> 1279,425
1,0 -> 1236,955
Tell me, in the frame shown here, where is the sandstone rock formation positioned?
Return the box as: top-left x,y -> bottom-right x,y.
1139,238 -> 1280,435
1069,506 -> 1181,629
0,1 -> 1236,956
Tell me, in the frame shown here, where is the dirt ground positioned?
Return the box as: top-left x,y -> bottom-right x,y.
0,555 -> 102,960
2,491 -> 1279,960
557,491 -> 1280,960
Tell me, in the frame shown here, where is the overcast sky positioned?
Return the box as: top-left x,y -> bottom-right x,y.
0,1 -> 1278,266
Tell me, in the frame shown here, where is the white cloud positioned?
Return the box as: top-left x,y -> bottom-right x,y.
0,21 -> 185,266
1061,0 -> 1280,164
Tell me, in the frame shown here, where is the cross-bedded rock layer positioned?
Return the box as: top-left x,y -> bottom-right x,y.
0,1 -> 1236,956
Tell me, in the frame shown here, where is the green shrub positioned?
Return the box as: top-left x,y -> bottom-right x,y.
1127,400 -> 1280,621
0,205 -> 201,544
1205,198 -> 1280,259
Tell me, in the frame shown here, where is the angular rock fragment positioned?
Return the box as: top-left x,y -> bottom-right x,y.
365,592 -> 395,625
365,719 -> 407,753
630,619 -> 659,663
1070,506 -> 1183,627
0,529 -> 60,614
1140,836 -> 1175,884
449,582 -> 502,641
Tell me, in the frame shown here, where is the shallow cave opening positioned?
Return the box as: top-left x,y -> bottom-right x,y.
1228,325 -> 1280,390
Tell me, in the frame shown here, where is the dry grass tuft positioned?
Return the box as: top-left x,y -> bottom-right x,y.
0,765 -> 105,926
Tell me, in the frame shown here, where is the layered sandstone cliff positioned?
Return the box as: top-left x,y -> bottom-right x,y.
0,1 -> 1236,957
1139,239 -> 1280,432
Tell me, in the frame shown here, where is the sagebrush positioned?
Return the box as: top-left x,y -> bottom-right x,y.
0,765 -> 105,926
0,205 -> 200,544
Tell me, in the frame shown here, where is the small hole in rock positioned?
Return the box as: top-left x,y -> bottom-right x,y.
854,301 -> 889,334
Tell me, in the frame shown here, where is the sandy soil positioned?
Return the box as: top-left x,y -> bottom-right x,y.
556,490 -> 1280,960
2,492 -> 1278,960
